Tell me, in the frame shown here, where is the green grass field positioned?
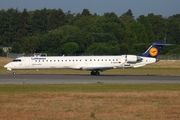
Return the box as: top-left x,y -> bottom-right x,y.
1,84 -> 180,94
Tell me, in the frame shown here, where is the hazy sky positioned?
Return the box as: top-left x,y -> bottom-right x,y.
0,0 -> 180,18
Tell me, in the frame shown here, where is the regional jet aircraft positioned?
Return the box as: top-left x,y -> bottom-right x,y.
4,42 -> 172,75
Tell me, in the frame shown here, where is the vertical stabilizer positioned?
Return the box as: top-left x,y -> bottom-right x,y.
138,42 -> 173,58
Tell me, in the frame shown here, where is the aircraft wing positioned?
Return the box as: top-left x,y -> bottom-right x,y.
81,66 -> 116,71
81,62 -> 127,71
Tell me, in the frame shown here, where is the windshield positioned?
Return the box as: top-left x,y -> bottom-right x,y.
12,59 -> 22,62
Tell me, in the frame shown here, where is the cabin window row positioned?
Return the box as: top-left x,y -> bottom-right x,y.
34,59 -> 119,62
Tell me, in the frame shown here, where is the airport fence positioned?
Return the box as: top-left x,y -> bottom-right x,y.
6,53 -> 25,58
157,55 -> 180,60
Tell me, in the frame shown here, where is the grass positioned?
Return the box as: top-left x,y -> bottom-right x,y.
1,84 -> 180,94
0,84 -> 180,120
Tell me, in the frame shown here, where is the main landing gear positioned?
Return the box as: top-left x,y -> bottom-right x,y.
91,71 -> 100,75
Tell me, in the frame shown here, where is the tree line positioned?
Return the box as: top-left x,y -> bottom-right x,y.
0,8 -> 180,56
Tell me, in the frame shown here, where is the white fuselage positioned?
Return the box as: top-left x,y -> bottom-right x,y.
4,55 -> 156,71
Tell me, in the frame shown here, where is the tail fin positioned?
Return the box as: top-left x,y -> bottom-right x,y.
139,42 -> 173,58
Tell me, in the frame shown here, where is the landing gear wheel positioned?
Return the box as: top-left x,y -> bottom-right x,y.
91,71 -> 100,76
91,71 -> 94,75
95,71 -> 100,75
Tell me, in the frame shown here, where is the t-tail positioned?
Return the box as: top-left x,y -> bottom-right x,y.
138,42 -> 173,58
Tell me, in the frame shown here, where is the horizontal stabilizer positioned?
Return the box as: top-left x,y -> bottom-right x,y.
152,42 -> 174,46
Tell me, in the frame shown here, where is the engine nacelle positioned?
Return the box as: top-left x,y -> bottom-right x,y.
125,55 -> 142,63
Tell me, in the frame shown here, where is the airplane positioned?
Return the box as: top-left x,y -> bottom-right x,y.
4,42 -> 173,75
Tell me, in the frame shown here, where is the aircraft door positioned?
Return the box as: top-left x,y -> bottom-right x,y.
25,58 -> 30,67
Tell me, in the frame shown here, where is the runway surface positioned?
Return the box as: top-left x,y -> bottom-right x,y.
0,74 -> 180,84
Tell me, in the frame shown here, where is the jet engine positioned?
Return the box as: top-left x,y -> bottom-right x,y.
125,55 -> 142,62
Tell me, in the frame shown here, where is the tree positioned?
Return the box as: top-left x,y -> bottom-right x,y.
31,8 -> 48,34
130,22 -> 148,43
75,16 -> 94,29
61,42 -> 79,55
85,43 -> 120,55
166,15 -> 180,44
0,8 -> 179,55
3,8 -> 20,45
0,47 -> 4,56
137,15 -> 154,42
65,10 -> 76,25
23,35 -> 41,53
166,45 -> 180,55
11,42 -> 23,53
0,9 -> 7,45
48,9 -> 65,30
120,29 -> 137,46
60,25 -> 85,53
41,28 -> 64,55
119,9 -> 135,29
147,13 -> 167,41
81,9 -> 91,16
18,8 -> 29,38
133,43 -> 149,55
121,9 -> 134,19
103,12 -> 120,23
119,43 -> 130,54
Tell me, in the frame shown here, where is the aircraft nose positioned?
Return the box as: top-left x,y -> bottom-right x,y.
4,64 -> 8,68
4,63 -> 12,71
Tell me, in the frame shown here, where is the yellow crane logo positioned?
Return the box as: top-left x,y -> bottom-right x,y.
149,47 -> 158,57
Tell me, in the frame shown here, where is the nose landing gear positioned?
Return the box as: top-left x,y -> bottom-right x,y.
13,71 -> 16,75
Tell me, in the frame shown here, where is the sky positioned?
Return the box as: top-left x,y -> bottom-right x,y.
0,0 -> 180,18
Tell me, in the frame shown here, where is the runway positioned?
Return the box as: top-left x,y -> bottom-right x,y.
0,74 -> 180,84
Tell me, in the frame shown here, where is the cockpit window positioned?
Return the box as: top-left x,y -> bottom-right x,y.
12,59 -> 22,62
